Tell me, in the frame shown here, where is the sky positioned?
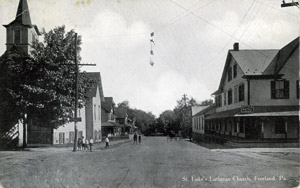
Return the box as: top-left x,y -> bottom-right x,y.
0,0 -> 299,116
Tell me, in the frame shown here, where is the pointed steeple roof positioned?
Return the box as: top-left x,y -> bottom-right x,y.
15,0 -> 32,25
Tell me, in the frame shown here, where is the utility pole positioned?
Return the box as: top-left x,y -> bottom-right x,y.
73,33 -> 78,152
64,32 -> 96,152
183,94 -> 187,107
281,0 -> 299,7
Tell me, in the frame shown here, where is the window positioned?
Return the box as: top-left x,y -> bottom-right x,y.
271,80 -> 289,99
274,117 -> 285,134
78,131 -> 83,139
239,83 -> 245,102
216,95 -> 222,107
232,122 -> 237,132
98,105 -> 101,120
297,80 -> 299,99
228,89 -> 233,105
234,85 -> 238,103
69,131 -> 75,143
78,109 -> 81,117
223,91 -> 227,106
233,64 -> 237,78
14,29 -> 21,44
228,66 -> 232,82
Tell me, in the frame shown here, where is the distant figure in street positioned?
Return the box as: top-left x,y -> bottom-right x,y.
85,139 -> 89,151
138,134 -> 141,144
105,136 -> 109,149
89,137 -> 93,152
82,136 -> 86,150
77,137 -> 82,150
133,133 -> 138,144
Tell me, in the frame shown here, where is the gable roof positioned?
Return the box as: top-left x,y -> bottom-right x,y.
191,106 -> 208,116
84,72 -> 104,101
231,50 -> 278,75
264,37 -> 299,75
193,104 -> 216,117
101,97 -> 114,112
212,47 -> 279,95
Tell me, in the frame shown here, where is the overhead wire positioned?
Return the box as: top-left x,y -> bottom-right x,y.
167,0 -> 288,60
217,0 -> 257,55
154,0 -> 216,33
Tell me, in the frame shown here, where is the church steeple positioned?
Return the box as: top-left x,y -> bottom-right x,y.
3,0 -> 40,55
15,0 -> 32,25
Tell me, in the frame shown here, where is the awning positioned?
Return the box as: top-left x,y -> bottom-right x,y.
235,111 -> 299,117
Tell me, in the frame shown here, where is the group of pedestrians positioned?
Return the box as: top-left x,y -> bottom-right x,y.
76,133 -> 140,151
133,133 -> 141,144
77,136 -> 94,152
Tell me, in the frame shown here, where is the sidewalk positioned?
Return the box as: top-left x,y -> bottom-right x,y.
211,147 -> 300,153
27,138 -> 131,152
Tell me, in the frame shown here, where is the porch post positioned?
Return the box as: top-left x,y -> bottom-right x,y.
261,118 -> 264,140
237,118 -> 240,141
285,120 -> 288,142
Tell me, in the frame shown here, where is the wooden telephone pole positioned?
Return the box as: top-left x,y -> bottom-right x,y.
71,33 -> 96,152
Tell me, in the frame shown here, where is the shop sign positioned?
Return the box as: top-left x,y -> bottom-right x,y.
241,105 -> 254,114
69,117 -> 82,122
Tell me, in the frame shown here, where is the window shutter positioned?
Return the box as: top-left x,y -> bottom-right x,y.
297,80 -> 299,99
271,81 -> 276,99
284,80 -> 289,99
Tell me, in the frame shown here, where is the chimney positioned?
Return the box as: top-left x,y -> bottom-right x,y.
233,42 -> 239,51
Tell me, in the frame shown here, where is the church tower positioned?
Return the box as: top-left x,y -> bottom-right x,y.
3,0 -> 40,55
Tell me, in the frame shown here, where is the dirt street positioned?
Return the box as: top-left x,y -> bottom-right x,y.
0,137 -> 299,188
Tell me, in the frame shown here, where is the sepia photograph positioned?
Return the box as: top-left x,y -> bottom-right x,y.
0,0 -> 299,187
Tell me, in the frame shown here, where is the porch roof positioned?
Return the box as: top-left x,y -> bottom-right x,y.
206,108 -> 240,120
102,122 -> 122,127
234,111 -> 299,117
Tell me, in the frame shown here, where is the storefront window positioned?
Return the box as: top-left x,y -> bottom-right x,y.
275,117 -> 285,134
239,119 -> 244,133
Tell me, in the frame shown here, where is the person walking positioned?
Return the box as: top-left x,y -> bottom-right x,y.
89,137 -> 93,152
82,136 -> 86,150
105,136 -> 109,149
138,134 -> 141,144
77,137 -> 82,151
85,138 -> 89,151
133,133 -> 138,144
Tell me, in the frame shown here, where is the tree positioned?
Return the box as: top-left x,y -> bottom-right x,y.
116,101 -> 156,133
199,99 -> 213,106
173,95 -> 199,137
0,25 -> 92,147
158,110 -> 177,131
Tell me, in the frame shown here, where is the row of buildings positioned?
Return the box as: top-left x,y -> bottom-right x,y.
192,38 -> 299,147
1,0 -> 135,147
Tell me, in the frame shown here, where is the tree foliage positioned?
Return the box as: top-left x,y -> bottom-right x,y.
117,101 -> 156,132
155,95 -> 214,137
0,25 -> 92,131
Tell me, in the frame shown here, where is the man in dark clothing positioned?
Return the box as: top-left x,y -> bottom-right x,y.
133,133 -> 138,144
138,135 -> 141,144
